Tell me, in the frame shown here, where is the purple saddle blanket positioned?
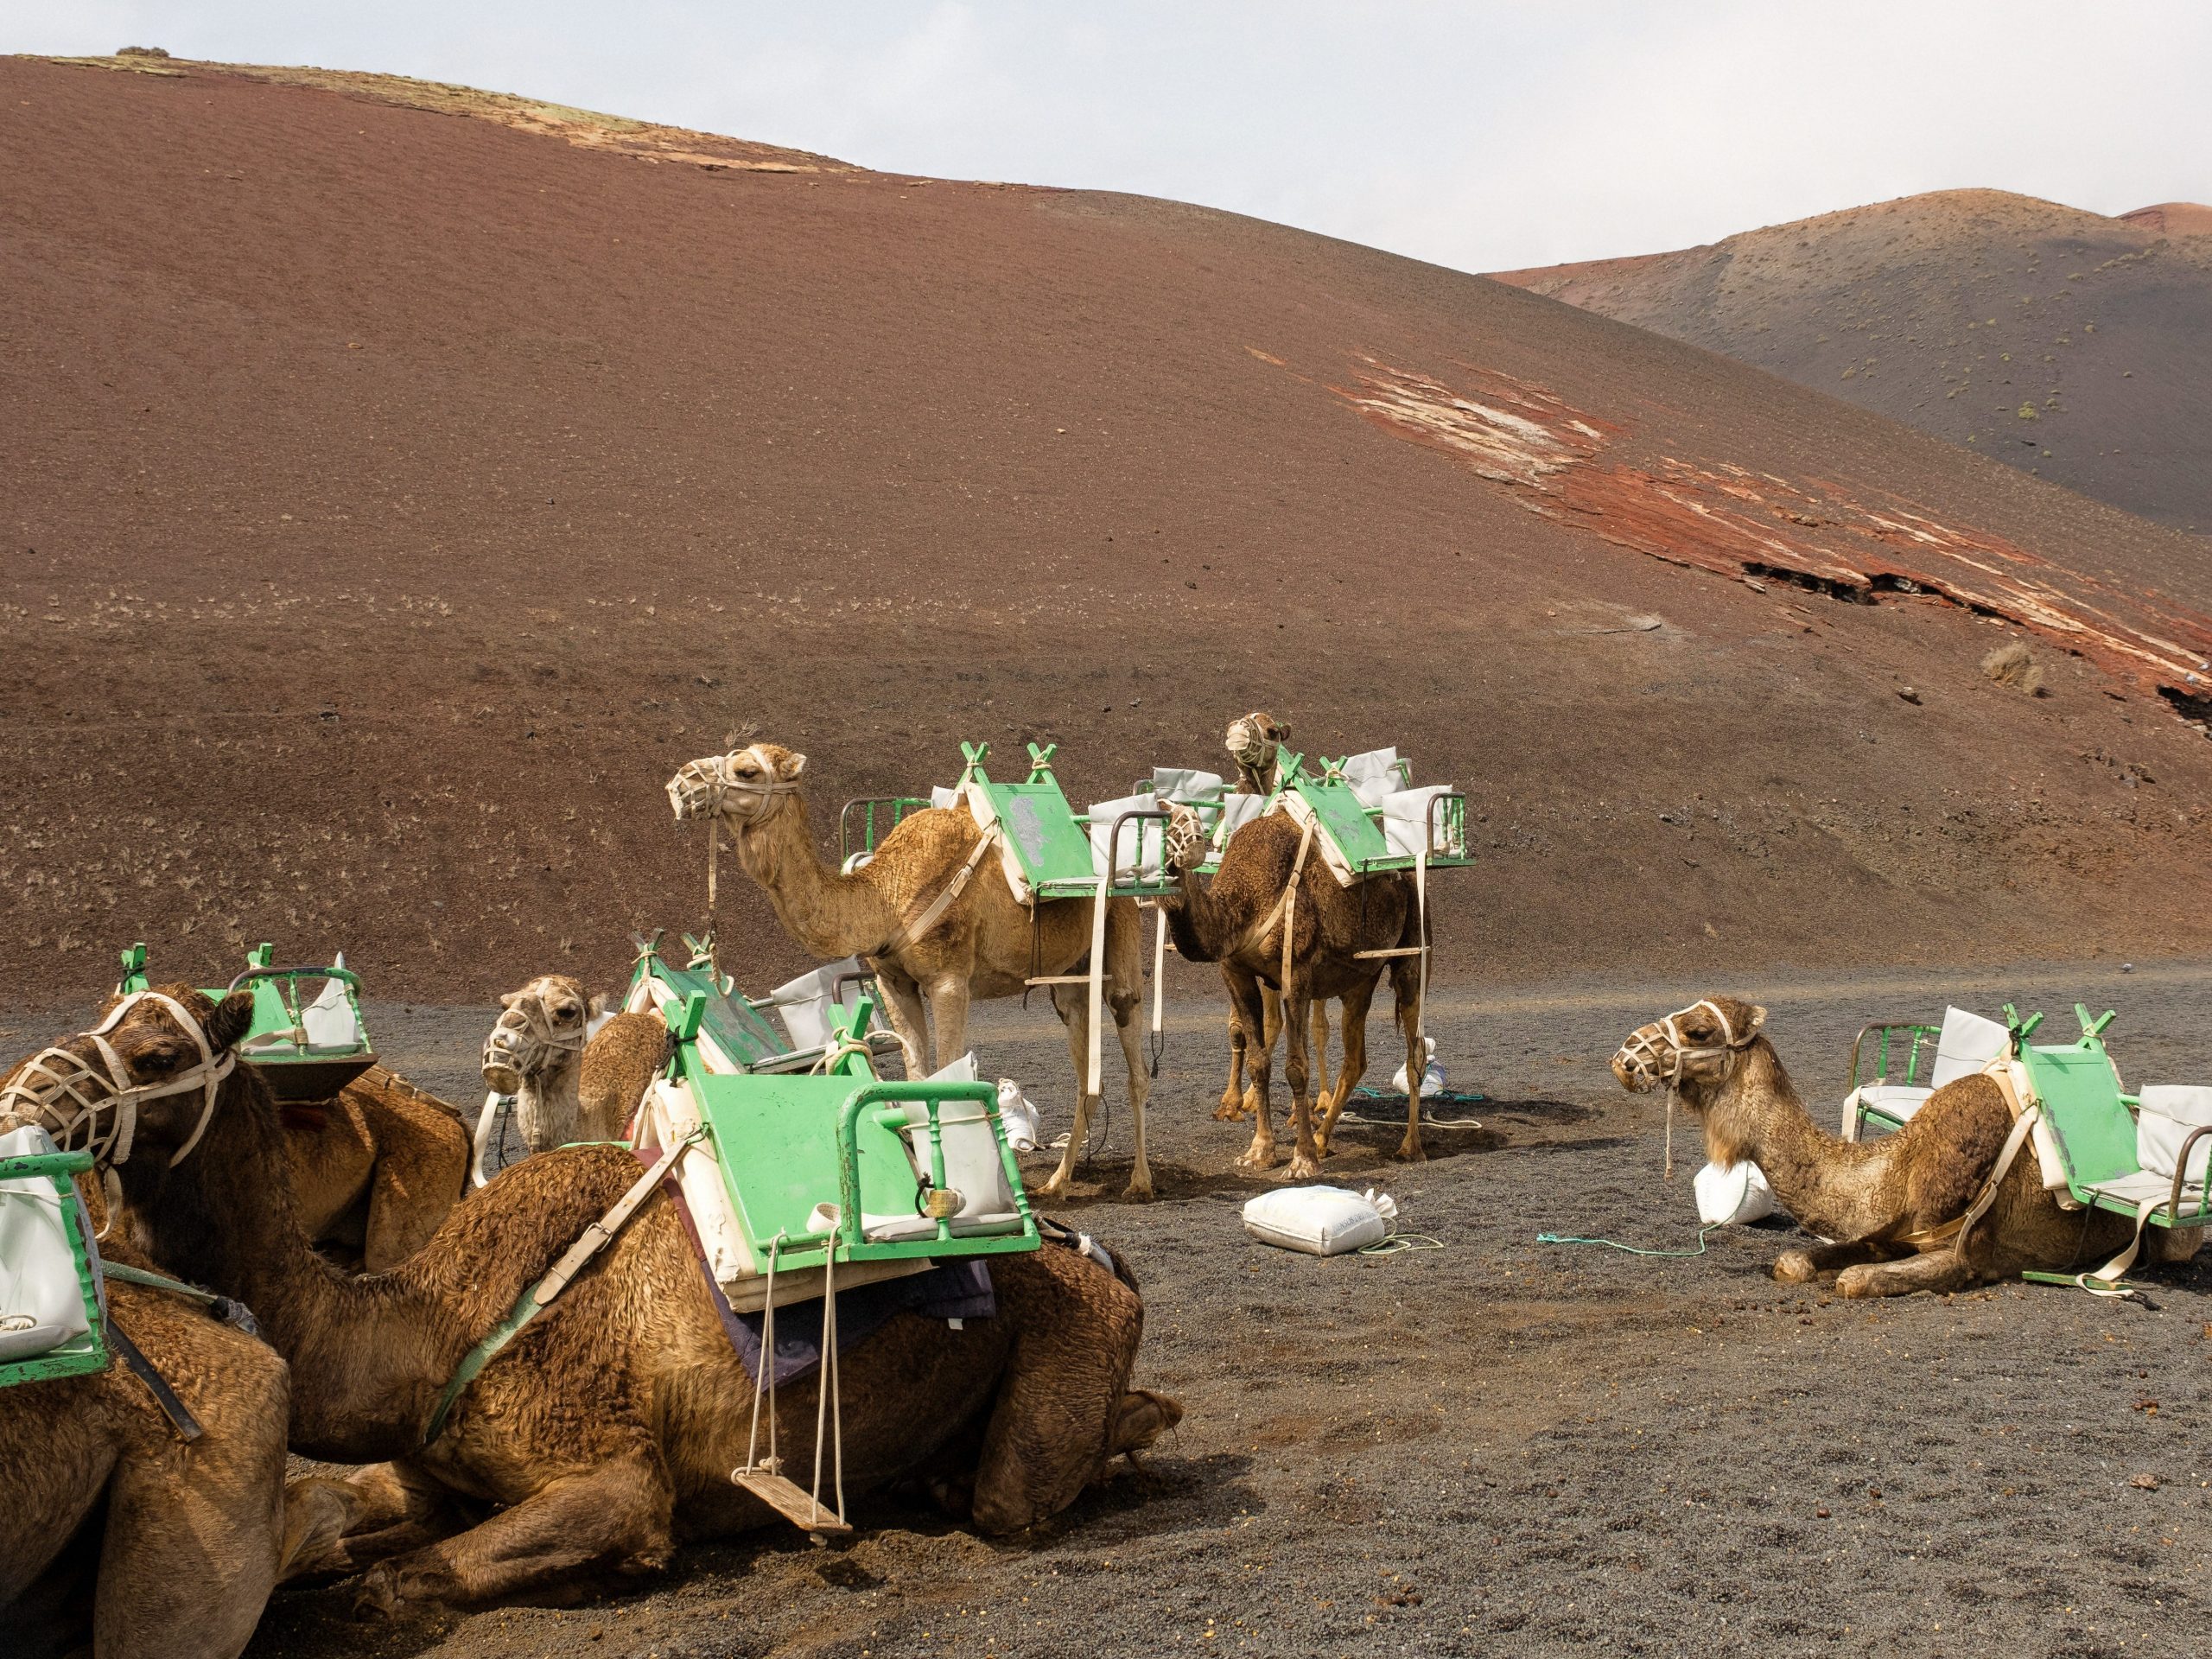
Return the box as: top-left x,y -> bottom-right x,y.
642,1151 -> 995,1386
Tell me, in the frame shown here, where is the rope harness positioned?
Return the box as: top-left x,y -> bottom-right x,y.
1612,999 -> 1760,1179
0,991 -> 235,1176
481,989 -> 588,1080
667,745 -> 807,972
1224,713 -> 1281,779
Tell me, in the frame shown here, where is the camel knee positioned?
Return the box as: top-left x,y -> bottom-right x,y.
1772,1249 -> 1819,1285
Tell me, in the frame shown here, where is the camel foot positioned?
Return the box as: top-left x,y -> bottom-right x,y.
351,1565 -> 405,1622
1394,1138 -> 1427,1164
1038,1175 -> 1071,1200
1213,1096 -> 1249,1122
1236,1143 -> 1279,1172
1285,1152 -> 1320,1181
1110,1389 -> 1185,1458
1123,1170 -> 1156,1202
1772,1249 -> 1819,1285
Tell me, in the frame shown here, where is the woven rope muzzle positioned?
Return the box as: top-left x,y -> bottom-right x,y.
1614,999 -> 1752,1090
483,989 -> 588,1083
1224,714 -> 1278,772
0,991 -> 236,1169
665,744 -> 802,824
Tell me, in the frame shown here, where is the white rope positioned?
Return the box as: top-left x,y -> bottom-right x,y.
810,1230 -> 845,1529
0,992 -> 234,1171
739,1237 -> 783,1480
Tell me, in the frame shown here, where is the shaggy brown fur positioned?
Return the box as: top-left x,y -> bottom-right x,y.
66,989 -> 1180,1612
671,743 -> 1155,1199
0,1261 -> 299,1657
1160,806 -> 1427,1176
1609,995 -> 2195,1296
286,1067 -> 471,1270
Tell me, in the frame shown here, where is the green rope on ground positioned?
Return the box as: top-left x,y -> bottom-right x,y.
1535,1224 -> 1720,1259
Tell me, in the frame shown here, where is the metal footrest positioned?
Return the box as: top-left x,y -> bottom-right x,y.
1025,975 -> 1093,986
1354,946 -> 1428,959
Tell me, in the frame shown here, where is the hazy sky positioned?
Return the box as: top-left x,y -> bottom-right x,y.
9,3 -> 2207,272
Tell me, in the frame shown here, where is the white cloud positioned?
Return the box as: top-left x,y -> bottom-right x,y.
4,1 -> 2206,270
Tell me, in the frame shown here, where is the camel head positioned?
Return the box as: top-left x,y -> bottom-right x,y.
482,974 -> 595,1096
0,982 -> 255,1172
667,742 -> 807,832
1224,711 -> 1288,781
1160,802 -> 1211,878
1610,995 -> 1767,1100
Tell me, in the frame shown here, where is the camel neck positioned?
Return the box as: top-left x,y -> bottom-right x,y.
125,1072 -> 451,1461
1160,863 -> 1233,963
515,1057 -> 583,1152
1696,1043 -> 1878,1241
730,799 -> 895,957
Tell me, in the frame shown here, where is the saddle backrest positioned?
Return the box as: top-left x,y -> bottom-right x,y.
1928,1007 -> 2009,1089
2137,1086 -> 2212,1184
0,1127 -> 96,1365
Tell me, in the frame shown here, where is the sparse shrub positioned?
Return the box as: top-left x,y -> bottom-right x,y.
2018,402 -> 2039,420
1981,640 -> 2045,696
118,45 -> 170,58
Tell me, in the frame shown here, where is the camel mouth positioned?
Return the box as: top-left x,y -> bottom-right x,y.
1610,1046 -> 1662,1092
481,1060 -> 522,1096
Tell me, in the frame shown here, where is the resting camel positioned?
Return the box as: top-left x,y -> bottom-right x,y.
480,974 -> 670,1159
39,986 -> 1180,1612
0,1270 -> 298,1659
1159,803 -> 1427,1177
1608,995 -> 2198,1297
285,1068 -> 471,1269
669,742 -> 1154,1200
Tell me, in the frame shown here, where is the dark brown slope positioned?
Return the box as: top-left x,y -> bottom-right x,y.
1493,189 -> 2212,533
4,58 -> 2212,1006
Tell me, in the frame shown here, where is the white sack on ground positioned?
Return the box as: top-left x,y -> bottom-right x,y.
1243,1185 -> 1400,1255
1694,1160 -> 1779,1226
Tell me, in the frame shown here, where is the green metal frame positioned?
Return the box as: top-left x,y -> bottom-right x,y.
627,931 -> 801,1073
117,942 -> 377,1101
838,796 -> 932,866
1846,1020 -> 1943,1137
1275,748 -> 1475,877
0,1148 -> 110,1389
952,741 -> 1180,901
1999,1004 -> 2212,1230
658,989 -> 1039,1273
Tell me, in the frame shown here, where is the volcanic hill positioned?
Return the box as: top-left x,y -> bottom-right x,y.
5,55 -> 2212,1005
1491,189 -> 2212,534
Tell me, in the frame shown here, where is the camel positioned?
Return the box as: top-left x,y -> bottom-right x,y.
1158,803 -> 1427,1178
1608,995 -> 2198,1297
285,1068 -> 472,1269
480,974 -> 670,1157
41,986 -> 1180,1613
91,988 -> 468,1270
668,742 -> 1155,1200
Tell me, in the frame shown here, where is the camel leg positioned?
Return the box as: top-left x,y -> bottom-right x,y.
1772,1238 -> 1900,1285
1217,995 -> 1249,1121
1836,1245 -> 1980,1300
356,1456 -> 675,1613
1225,969 -> 1279,1170
1282,977 -> 1322,1183
873,962 -> 933,1078
1315,980 -> 1376,1160
1040,985 -> 1099,1199
1104,906 -> 1155,1201
1109,995 -> 1155,1201
969,1244 -> 1147,1535
281,1462 -> 467,1580
1311,1001 -> 1334,1124
927,974 -> 974,1076
1391,955 -> 1426,1162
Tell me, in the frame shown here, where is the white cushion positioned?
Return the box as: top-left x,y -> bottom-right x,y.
1928,1007 -> 2009,1088
1212,792 -> 1268,848
1854,1082 -> 1933,1122
1087,793 -> 1167,883
1338,748 -> 1405,807
2138,1086 -> 2212,1183
878,1053 -> 1023,1236
929,785 -> 961,810
300,973 -> 364,1053
2082,1168 -> 2208,1215
0,1126 -> 94,1363
1150,767 -> 1225,804
1379,785 -> 1460,859
763,957 -> 871,1051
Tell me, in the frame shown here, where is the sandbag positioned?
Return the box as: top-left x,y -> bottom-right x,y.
1694,1160 -> 1778,1226
1243,1185 -> 1398,1256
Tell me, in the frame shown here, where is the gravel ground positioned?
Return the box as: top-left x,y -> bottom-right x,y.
11,959 -> 2212,1657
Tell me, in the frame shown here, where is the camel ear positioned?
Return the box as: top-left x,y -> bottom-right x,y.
207,989 -> 256,1056
588,992 -> 612,1020
779,751 -> 808,781
499,990 -> 523,1009
1746,1004 -> 1767,1035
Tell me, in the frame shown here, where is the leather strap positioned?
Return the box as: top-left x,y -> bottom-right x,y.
106,1314 -> 203,1442
880,827 -> 996,957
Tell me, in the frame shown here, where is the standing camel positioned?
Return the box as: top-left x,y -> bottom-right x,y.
1159,804 -> 1427,1177
479,974 -> 670,1158
668,742 -> 1154,1200
29,987 -> 1181,1613
1608,995 -> 2198,1296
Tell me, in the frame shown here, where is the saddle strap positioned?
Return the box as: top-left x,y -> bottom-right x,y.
880,825 -> 997,957
1892,1103 -> 2041,1253
106,1314 -> 203,1442
423,1133 -> 694,1446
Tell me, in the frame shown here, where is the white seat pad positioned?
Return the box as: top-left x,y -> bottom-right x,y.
2082,1168 -> 2208,1215
0,1126 -> 95,1363
1928,1007 -> 2009,1088
1855,1083 -> 1933,1121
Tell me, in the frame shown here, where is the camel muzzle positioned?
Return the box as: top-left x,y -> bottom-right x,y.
480,1001 -> 583,1094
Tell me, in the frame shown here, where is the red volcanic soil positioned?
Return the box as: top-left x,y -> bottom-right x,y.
5,59 -> 2212,1005
1493,190 -> 2212,534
